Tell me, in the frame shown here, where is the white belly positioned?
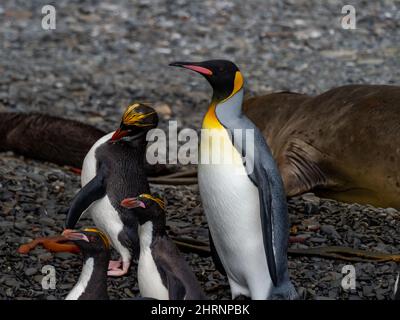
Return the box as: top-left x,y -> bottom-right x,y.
137,222 -> 169,300
66,257 -> 94,300
81,132 -> 114,187
90,196 -> 131,263
198,132 -> 272,299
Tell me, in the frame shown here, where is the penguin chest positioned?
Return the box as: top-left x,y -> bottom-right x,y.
138,249 -> 169,300
89,196 -> 131,262
198,129 -> 269,286
138,222 -> 169,300
66,258 -> 94,300
81,132 -> 114,186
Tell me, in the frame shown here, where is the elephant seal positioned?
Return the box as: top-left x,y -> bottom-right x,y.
244,84 -> 400,208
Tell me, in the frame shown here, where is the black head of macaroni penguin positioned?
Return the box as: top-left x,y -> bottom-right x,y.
120,193 -> 206,300
62,228 -> 110,300
110,103 -> 159,141
170,60 -> 297,299
65,103 -> 158,277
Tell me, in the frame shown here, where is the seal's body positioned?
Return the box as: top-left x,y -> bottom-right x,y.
245,85 -> 400,208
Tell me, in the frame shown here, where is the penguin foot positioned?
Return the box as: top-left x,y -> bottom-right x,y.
107,261 -> 130,277
108,259 -> 122,270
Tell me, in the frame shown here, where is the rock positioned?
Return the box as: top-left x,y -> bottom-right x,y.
309,237 -> 327,243
33,275 -> 44,284
39,217 -> 56,227
320,225 -> 341,239
385,208 -> 398,215
38,253 -> 53,262
54,252 -> 76,260
24,267 -> 38,276
362,286 -> 374,296
123,288 -> 135,298
154,102 -> 172,120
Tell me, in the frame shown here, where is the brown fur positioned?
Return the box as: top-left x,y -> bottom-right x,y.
0,112 -> 104,168
244,85 -> 400,208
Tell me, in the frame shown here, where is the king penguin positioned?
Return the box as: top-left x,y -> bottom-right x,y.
62,228 -> 110,300
170,60 -> 297,299
65,103 -> 158,276
121,193 -> 206,300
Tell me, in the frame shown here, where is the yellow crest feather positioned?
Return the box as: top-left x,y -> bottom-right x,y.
83,228 -> 110,249
139,194 -> 165,210
122,103 -> 155,126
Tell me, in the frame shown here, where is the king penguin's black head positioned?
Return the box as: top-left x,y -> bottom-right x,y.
169,60 -> 244,102
111,103 -> 159,141
62,228 -> 110,255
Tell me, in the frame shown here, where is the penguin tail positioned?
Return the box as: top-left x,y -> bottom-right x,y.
0,112 -> 105,168
270,280 -> 299,300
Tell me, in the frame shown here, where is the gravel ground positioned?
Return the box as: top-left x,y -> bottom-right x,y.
0,0 -> 399,300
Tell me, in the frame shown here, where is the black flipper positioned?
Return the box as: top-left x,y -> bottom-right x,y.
165,269 -> 187,300
208,229 -> 227,276
252,165 -> 278,287
65,171 -> 106,228
153,237 -> 206,300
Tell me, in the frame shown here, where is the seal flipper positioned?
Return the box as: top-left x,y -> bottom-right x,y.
208,229 -> 227,276
278,138 -> 329,197
65,171 -> 106,228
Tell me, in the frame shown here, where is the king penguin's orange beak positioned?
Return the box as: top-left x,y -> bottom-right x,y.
169,62 -> 213,76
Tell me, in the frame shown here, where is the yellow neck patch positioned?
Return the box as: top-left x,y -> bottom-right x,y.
202,101 -> 223,129
224,71 -> 244,102
122,103 -> 155,127
202,71 -> 244,129
83,228 -> 110,249
139,194 -> 165,210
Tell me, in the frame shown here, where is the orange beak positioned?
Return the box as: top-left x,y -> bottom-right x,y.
169,62 -> 213,76
111,128 -> 128,141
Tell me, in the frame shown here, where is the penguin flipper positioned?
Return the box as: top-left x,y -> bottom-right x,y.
254,169 -> 278,287
249,159 -> 278,286
165,269 -> 187,300
208,229 -> 227,276
156,257 -> 186,300
65,172 -> 106,228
